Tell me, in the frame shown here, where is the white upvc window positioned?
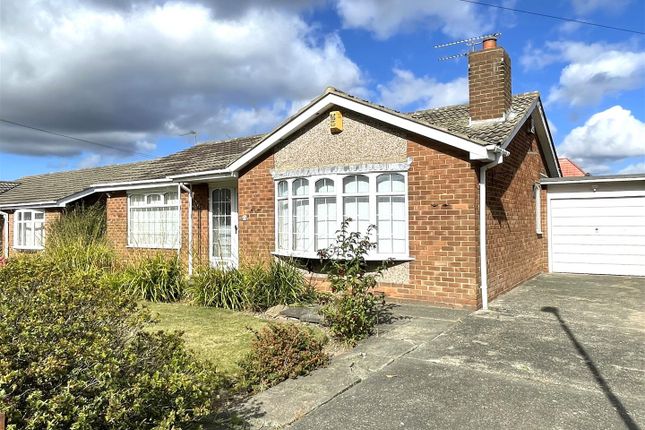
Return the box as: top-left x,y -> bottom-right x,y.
14,209 -> 45,250
534,183 -> 543,235
274,171 -> 409,260
128,189 -> 180,248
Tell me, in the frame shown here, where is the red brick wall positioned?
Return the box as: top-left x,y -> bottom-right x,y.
485,125 -> 549,301
238,153 -> 276,266
468,47 -> 512,121
405,137 -> 481,308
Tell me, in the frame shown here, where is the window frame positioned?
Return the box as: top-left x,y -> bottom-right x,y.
274,171 -> 410,260
13,209 -> 46,250
127,187 -> 181,249
534,183 -> 543,235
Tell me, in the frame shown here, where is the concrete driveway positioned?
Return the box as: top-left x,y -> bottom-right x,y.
290,274 -> 645,429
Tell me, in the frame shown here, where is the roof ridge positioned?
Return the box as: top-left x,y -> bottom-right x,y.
194,133 -> 267,147
410,91 -> 540,116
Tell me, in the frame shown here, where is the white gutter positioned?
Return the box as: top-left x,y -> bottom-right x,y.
178,183 -> 193,276
0,201 -> 57,209
0,211 -> 8,259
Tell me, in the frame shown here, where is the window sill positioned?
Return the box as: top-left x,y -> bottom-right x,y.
126,245 -> 180,250
272,250 -> 414,262
13,246 -> 44,251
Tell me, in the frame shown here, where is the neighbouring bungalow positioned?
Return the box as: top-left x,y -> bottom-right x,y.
0,38 -> 562,309
558,157 -> 587,177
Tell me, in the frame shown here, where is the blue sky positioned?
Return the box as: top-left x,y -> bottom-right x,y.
1,0 -> 644,180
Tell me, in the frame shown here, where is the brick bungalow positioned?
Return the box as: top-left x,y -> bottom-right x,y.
0,38 -> 561,309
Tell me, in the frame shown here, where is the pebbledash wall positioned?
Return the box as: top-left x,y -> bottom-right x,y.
236,108 -> 548,309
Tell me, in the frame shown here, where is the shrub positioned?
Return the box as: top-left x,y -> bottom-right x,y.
245,259 -> 315,311
0,257 -> 221,430
47,203 -> 107,250
238,323 -> 329,392
188,260 -> 315,311
119,254 -> 185,302
318,219 -> 386,345
189,265 -> 248,310
45,203 -> 116,272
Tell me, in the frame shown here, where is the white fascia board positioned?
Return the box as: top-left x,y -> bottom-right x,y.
535,102 -> 561,178
543,177 -> 645,185
57,188 -> 98,206
228,93 -> 492,172
167,169 -> 229,180
94,183 -> 179,192
170,172 -> 238,183
0,201 -> 58,209
499,99 -> 538,150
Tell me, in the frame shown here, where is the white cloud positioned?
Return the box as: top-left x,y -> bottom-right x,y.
334,0 -> 494,39
521,41 -> 645,106
570,0 -> 630,15
559,106 -> 645,174
377,69 -> 468,110
619,161 -> 645,174
78,154 -> 103,169
0,0 -> 363,159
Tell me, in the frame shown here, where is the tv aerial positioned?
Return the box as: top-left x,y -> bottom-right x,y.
434,32 -> 501,61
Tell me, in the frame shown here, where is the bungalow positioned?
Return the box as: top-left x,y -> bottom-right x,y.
0,38 -> 562,309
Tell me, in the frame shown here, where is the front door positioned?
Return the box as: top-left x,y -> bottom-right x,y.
210,186 -> 238,267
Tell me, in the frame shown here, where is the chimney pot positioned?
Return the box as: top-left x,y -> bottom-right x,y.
482,37 -> 497,50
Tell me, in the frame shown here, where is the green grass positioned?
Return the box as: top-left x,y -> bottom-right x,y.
145,302 -> 268,376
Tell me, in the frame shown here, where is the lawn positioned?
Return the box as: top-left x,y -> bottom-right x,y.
145,302 -> 268,376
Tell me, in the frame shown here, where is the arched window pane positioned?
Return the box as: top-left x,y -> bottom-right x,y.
315,178 -> 335,193
343,175 -> 369,194
277,180 -> 288,198
147,194 -> 162,205
377,173 -> 405,193
292,178 -> 309,196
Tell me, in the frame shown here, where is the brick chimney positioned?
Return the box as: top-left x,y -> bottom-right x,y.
468,36 -> 511,122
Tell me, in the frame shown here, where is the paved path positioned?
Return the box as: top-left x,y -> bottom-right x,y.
241,274 -> 645,429
236,303 -> 469,428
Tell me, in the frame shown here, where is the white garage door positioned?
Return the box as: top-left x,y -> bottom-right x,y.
550,196 -> 645,276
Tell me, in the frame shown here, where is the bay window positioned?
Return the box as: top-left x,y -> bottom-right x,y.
14,209 -> 45,249
128,189 -> 180,248
275,171 -> 409,259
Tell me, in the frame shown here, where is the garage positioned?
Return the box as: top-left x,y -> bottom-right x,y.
544,175 -> 645,277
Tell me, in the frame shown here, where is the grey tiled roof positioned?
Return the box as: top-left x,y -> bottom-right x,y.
0,134 -> 263,206
0,181 -> 18,194
143,134 -> 264,178
1,92 -> 540,207
410,92 -> 539,146
0,161 -> 152,206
